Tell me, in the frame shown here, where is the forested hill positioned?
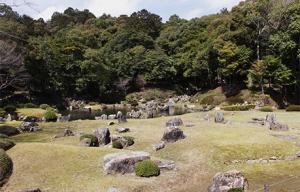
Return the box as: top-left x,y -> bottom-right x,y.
0,0 -> 300,104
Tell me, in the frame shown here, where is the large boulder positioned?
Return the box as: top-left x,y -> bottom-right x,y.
0,149 -> 13,186
166,117 -> 183,127
269,122 -> 289,131
19,122 -> 41,132
208,170 -> 248,192
93,128 -> 111,145
214,112 -> 224,123
0,126 -> 20,136
162,126 -> 185,143
103,151 -> 150,174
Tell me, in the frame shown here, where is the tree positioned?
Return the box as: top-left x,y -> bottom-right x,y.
0,40 -> 27,99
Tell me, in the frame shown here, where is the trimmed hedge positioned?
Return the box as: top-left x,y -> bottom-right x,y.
3,105 -> 16,113
44,110 -> 57,122
286,105 -> 300,111
259,106 -> 273,112
0,126 -> 19,136
222,104 -> 255,111
0,149 -> 13,186
80,134 -> 99,147
24,103 -> 37,108
135,160 -> 160,177
0,139 -> 15,151
39,104 -> 50,110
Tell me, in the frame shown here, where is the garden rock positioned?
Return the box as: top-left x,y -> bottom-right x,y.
154,160 -> 175,170
19,122 -> 41,132
214,112 -> 224,123
107,187 -> 119,192
162,126 -> 185,143
116,128 -> 130,133
269,122 -> 289,131
103,151 -> 150,174
108,114 -> 116,120
153,142 -> 165,151
266,113 -> 276,124
166,117 -> 183,127
17,188 -> 42,192
208,170 -> 248,192
57,115 -> 70,122
93,128 -> 111,145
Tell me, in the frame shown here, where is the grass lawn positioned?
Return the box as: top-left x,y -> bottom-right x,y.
1,111 -> 300,192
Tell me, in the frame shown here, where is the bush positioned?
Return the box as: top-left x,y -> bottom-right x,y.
135,160 -> 160,177
0,134 -> 8,139
228,188 -> 244,192
0,126 -> 19,136
0,108 -> 5,117
0,139 -> 15,151
222,104 -> 255,111
24,103 -> 37,108
44,110 -> 57,122
112,141 -> 123,149
0,149 -> 13,186
174,104 -> 187,115
80,134 -> 99,147
286,105 -> 300,112
123,136 -> 134,146
259,106 -> 273,112
39,104 -> 50,110
3,105 -> 16,113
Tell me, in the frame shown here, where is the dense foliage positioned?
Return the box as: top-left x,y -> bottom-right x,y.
1,0 -> 300,105
135,160 -> 160,177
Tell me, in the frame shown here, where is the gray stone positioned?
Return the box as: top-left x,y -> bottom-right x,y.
116,111 -> 123,119
107,187 -> 119,192
19,122 -> 41,132
296,151 -> 300,158
103,151 -> 150,174
6,114 -> 12,121
204,114 -> 210,121
208,170 -> 248,192
108,114 -> 117,120
56,115 -> 70,122
153,142 -> 165,151
162,126 -> 185,143
266,113 -> 276,124
166,117 -> 183,127
116,128 -> 130,133
111,135 -> 133,148
269,122 -> 289,131
17,188 -> 42,192
101,114 -> 108,120
154,160 -> 175,170
214,112 -> 224,123
93,128 -> 111,145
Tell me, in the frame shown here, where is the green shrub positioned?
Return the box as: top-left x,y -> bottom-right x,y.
0,149 -> 13,186
0,139 -> 15,151
80,134 -> 99,147
88,102 -> 99,106
44,110 -> 57,122
174,104 -> 187,115
259,106 -> 273,112
222,104 -> 255,111
0,108 -> 5,117
286,105 -> 300,111
39,104 -> 50,110
3,105 -> 16,113
200,95 -> 214,105
112,141 -> 123,149
228,188 -> 244,192
0,126 -> 19,136
24,103 -> 37,108
123,136 -> 134,146
0,134 -> 8,139
135,160 -> 160,177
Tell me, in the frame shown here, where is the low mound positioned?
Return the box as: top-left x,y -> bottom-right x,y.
0,138 -> 15,151
0,149 -> 13,186
0,126 -> 20,136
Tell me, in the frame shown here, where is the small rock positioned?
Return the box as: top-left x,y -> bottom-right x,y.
103,151 -> 150,174
166,117 -> 183,127
296,151 -> 300,158
153,142 -> 165,151
107,187 -> 119,192
108,114 -> 116,120
214,112 -> 224,123
116,128 -> 130,133
80,138 -> 92,147
154,160 -> 175,170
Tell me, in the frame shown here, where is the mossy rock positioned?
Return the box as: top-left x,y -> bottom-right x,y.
135,160 -> 160,177
112,141 -> 123,149
0,139 -> 15,151
79,134 -> 99,147
0,126 -> 20,136
0,149 -> 13,186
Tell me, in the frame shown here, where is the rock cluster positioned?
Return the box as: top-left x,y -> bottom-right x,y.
19,122 -> 41,132
208,170 -> 248,192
